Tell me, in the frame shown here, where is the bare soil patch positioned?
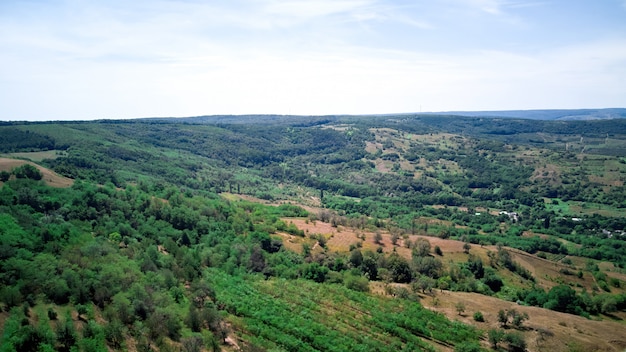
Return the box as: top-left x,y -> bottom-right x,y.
417,290 -> 626,352
531,164 -> 561,185
364,141 -> 380,154
284,217 -> 482,261
0,157 -> 73,188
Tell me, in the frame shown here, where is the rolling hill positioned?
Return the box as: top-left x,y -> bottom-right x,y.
1,114 -> 625,351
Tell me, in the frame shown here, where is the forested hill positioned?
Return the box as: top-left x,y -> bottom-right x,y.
1,115 -> 626,351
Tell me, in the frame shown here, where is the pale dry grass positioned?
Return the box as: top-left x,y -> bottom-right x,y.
418,290 -> 626,352
0,157 -> 73,188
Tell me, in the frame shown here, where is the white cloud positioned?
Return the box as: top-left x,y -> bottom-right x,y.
263,0 -> 372,18
0,0 -> 624,120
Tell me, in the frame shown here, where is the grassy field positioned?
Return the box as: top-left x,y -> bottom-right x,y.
0,150 -> 65,162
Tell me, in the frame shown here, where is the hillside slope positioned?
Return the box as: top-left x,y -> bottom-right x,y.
0,157 -> 73,187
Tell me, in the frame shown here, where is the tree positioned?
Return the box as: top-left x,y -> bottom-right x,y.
387,253 -> 412,283
247,245 -> 266,273
349,249 -> 363,267
455,302 -> 466,315
0,170 -> 10,182
509,309 -> 529,329
55,311 -> 78,351
504,331 -> 527,352
482,270 -> 504,292
301,263 -> 328,283
13,164 -> 42,180
544,284 -> 580,314
497,309 -> 508,327
413,238 -> 431,257
103,320 -> 125,349
412,256 -> 443,278
391,232 -> 400,246
182,336 -> 204,352
463,242 -> 471,254
361,255 -> 379,280
186,305 -> 202,333
373,231 -> 383,244
413,276 -> 435,294
488,329 -> 505,349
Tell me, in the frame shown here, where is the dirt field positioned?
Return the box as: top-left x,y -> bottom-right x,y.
0,157 -> 73,188
415,289 -> 626,352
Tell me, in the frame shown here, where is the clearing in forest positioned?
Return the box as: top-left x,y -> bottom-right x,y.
0,157 -> 73,188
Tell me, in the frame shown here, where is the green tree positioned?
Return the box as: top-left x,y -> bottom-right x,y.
182,336 -> 204,352
103,320 -> 125,349
56,312 -> 77,352
509,309 -> 529,329
497,309 -> 508,327
488,329 -> 505,349
544,284 -> 580,314
186,304 -> 202,333
0,170 -> 10,182
504,331 -> 527,352
387,252 -> 412,283
455,302 -> 466,315
413,238 -> 431,257
13,164 -> 42,180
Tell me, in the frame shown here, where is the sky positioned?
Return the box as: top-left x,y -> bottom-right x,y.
1,0 -> 626,121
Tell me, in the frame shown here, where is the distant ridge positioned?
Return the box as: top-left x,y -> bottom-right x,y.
427,108 -> 626,120
140,108 -> 626,124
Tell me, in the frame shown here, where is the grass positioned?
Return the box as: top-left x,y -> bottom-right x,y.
208,270 -> 481,352
0,150 -> 66,162
568,201 -> 625,217
544,198 -> 624,217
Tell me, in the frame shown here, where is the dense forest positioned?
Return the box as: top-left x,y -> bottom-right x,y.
1,114 -> 625,351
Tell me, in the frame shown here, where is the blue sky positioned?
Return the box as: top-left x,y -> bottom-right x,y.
1,0 -> 625,120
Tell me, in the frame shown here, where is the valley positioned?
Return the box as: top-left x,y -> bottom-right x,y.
1,114 -> 625,351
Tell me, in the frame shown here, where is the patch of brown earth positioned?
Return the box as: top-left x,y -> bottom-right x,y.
417,290 -> 626,352
0,158 -> 73,188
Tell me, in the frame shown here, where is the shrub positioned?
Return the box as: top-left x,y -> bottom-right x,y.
345,275 -> 370,292
472,311 -> 484,322
504,331 -> 527,352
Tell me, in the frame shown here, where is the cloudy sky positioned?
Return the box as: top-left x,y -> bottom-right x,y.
1,0 -> 625,120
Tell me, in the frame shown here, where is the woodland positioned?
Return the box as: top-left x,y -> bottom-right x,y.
1,114 -> 626,352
